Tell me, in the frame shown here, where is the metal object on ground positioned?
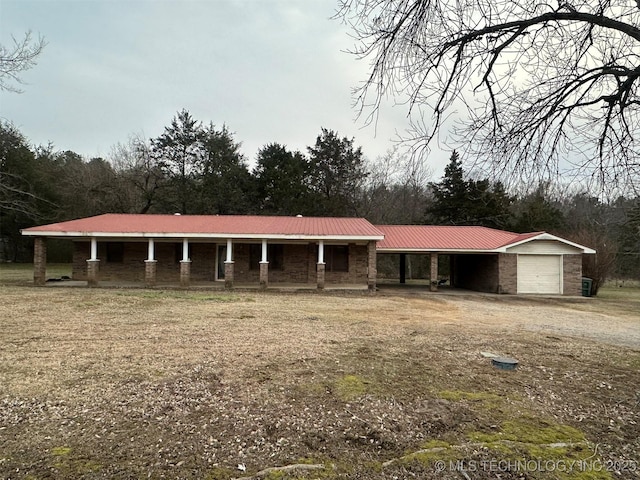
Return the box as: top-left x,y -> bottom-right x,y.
492,357 -> 518,370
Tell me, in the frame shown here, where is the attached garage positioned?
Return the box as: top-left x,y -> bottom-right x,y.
516,254 -> 561,294
375,226 -> 596,296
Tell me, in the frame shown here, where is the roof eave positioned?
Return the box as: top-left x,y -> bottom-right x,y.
20,230 -> 384,242
376,247 -> 501,254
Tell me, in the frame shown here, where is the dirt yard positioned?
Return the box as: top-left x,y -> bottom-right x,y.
0,278 -> 638,479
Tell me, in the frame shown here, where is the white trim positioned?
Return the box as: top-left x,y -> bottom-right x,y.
20,230 -> 384,242
503,233 -> 595,254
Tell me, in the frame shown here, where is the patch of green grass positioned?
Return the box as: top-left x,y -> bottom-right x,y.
51,446 -> 72,456
0,263 -> 72,285
439,390 -> 502,403
334,374 -> 367,401
50,445 -> 102,476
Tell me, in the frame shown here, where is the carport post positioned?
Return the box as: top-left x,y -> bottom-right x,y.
87,237 -> 100,287
33,237 -> 47,286
399,253 -> 406,284
430,253 -> 438,292
259,239 -> 269,290
224,239 -> 234,289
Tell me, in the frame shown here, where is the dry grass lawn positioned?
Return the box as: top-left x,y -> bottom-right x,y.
1,265 -> 639,479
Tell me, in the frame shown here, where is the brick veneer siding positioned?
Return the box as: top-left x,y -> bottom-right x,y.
563,254 -> 582,296
497,253 -> 517,294
72,240 -> 369,285
73,241 -> 216,282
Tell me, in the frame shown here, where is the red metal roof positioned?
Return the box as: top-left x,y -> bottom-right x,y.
22,214 -> 385,239
375,225 -> 540,251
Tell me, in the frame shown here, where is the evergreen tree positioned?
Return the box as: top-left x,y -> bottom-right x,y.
253,143 -> 312,215
307,128 -> 368,216
198,124 -> 254,214
427,151 -> 513,227
151,109 -> 205,214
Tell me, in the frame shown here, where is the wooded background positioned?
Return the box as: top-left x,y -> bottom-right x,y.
1,111 -> 638,288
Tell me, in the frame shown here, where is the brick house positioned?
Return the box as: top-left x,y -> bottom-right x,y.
21,214 -> 595,295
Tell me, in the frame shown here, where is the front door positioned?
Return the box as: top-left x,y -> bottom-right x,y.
216,245 -> 226,281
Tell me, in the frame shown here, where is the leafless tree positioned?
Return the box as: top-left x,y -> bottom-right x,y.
337,0 -> 640,194
110,135 -> 166,213
0,31 -> 46,93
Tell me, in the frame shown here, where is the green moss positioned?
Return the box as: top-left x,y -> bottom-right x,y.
334,374 -> 367,401
469,419 -> 585,445
420,439 -> 452,449
205,466 -> 239,480
467,419 -> 613,480
51,446 -> 72,456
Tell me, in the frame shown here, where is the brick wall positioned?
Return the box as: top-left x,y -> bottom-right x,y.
563,254 -> 582,296
72,240 -> 368,285
498,253 -> 517,294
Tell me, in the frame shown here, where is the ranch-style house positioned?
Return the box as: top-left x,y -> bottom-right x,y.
21,213 -> 595,295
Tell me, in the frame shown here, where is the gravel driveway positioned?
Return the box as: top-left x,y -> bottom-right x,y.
440,295 -> 640,349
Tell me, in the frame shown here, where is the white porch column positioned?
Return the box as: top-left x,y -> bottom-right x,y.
90,237 -> 98,261
145,238 -> 157,287
317,240 -> 326,289
182,238 -> 189,261
147,238 -> 155,261
261,239 -> 268,263
225,239 -> 233,263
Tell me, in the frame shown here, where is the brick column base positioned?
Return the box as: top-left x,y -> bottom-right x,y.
367,241 -> 377,293
180,260 -> 191,287
145,260 -> 157,287
259,262 -> 269,290
224,262 -> 234,290
33,237 -> 47,286
317,262 -> 326,290
86,259 -> 100,287
430,253 -> 438,292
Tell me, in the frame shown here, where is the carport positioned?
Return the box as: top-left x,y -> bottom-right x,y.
374,225 -> 595,295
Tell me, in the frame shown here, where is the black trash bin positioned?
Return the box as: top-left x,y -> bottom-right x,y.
581,277 -> 593,297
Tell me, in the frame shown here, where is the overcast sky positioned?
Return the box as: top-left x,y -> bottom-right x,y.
1,0 -> 451,177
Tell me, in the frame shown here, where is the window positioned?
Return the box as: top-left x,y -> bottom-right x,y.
325,245 -> 348,272
249,244 -> 284,270
106,242 -> 124,263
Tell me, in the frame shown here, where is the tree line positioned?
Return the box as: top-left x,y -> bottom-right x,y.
1,110 -> 638,287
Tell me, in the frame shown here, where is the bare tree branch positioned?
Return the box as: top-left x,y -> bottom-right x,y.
0,31 -> 47,93
337,0 -> 640,194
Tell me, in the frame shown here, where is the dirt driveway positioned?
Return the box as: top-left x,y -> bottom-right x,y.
432,294 -> 640,349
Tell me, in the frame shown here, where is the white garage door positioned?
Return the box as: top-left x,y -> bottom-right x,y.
517,255 -> 562,294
